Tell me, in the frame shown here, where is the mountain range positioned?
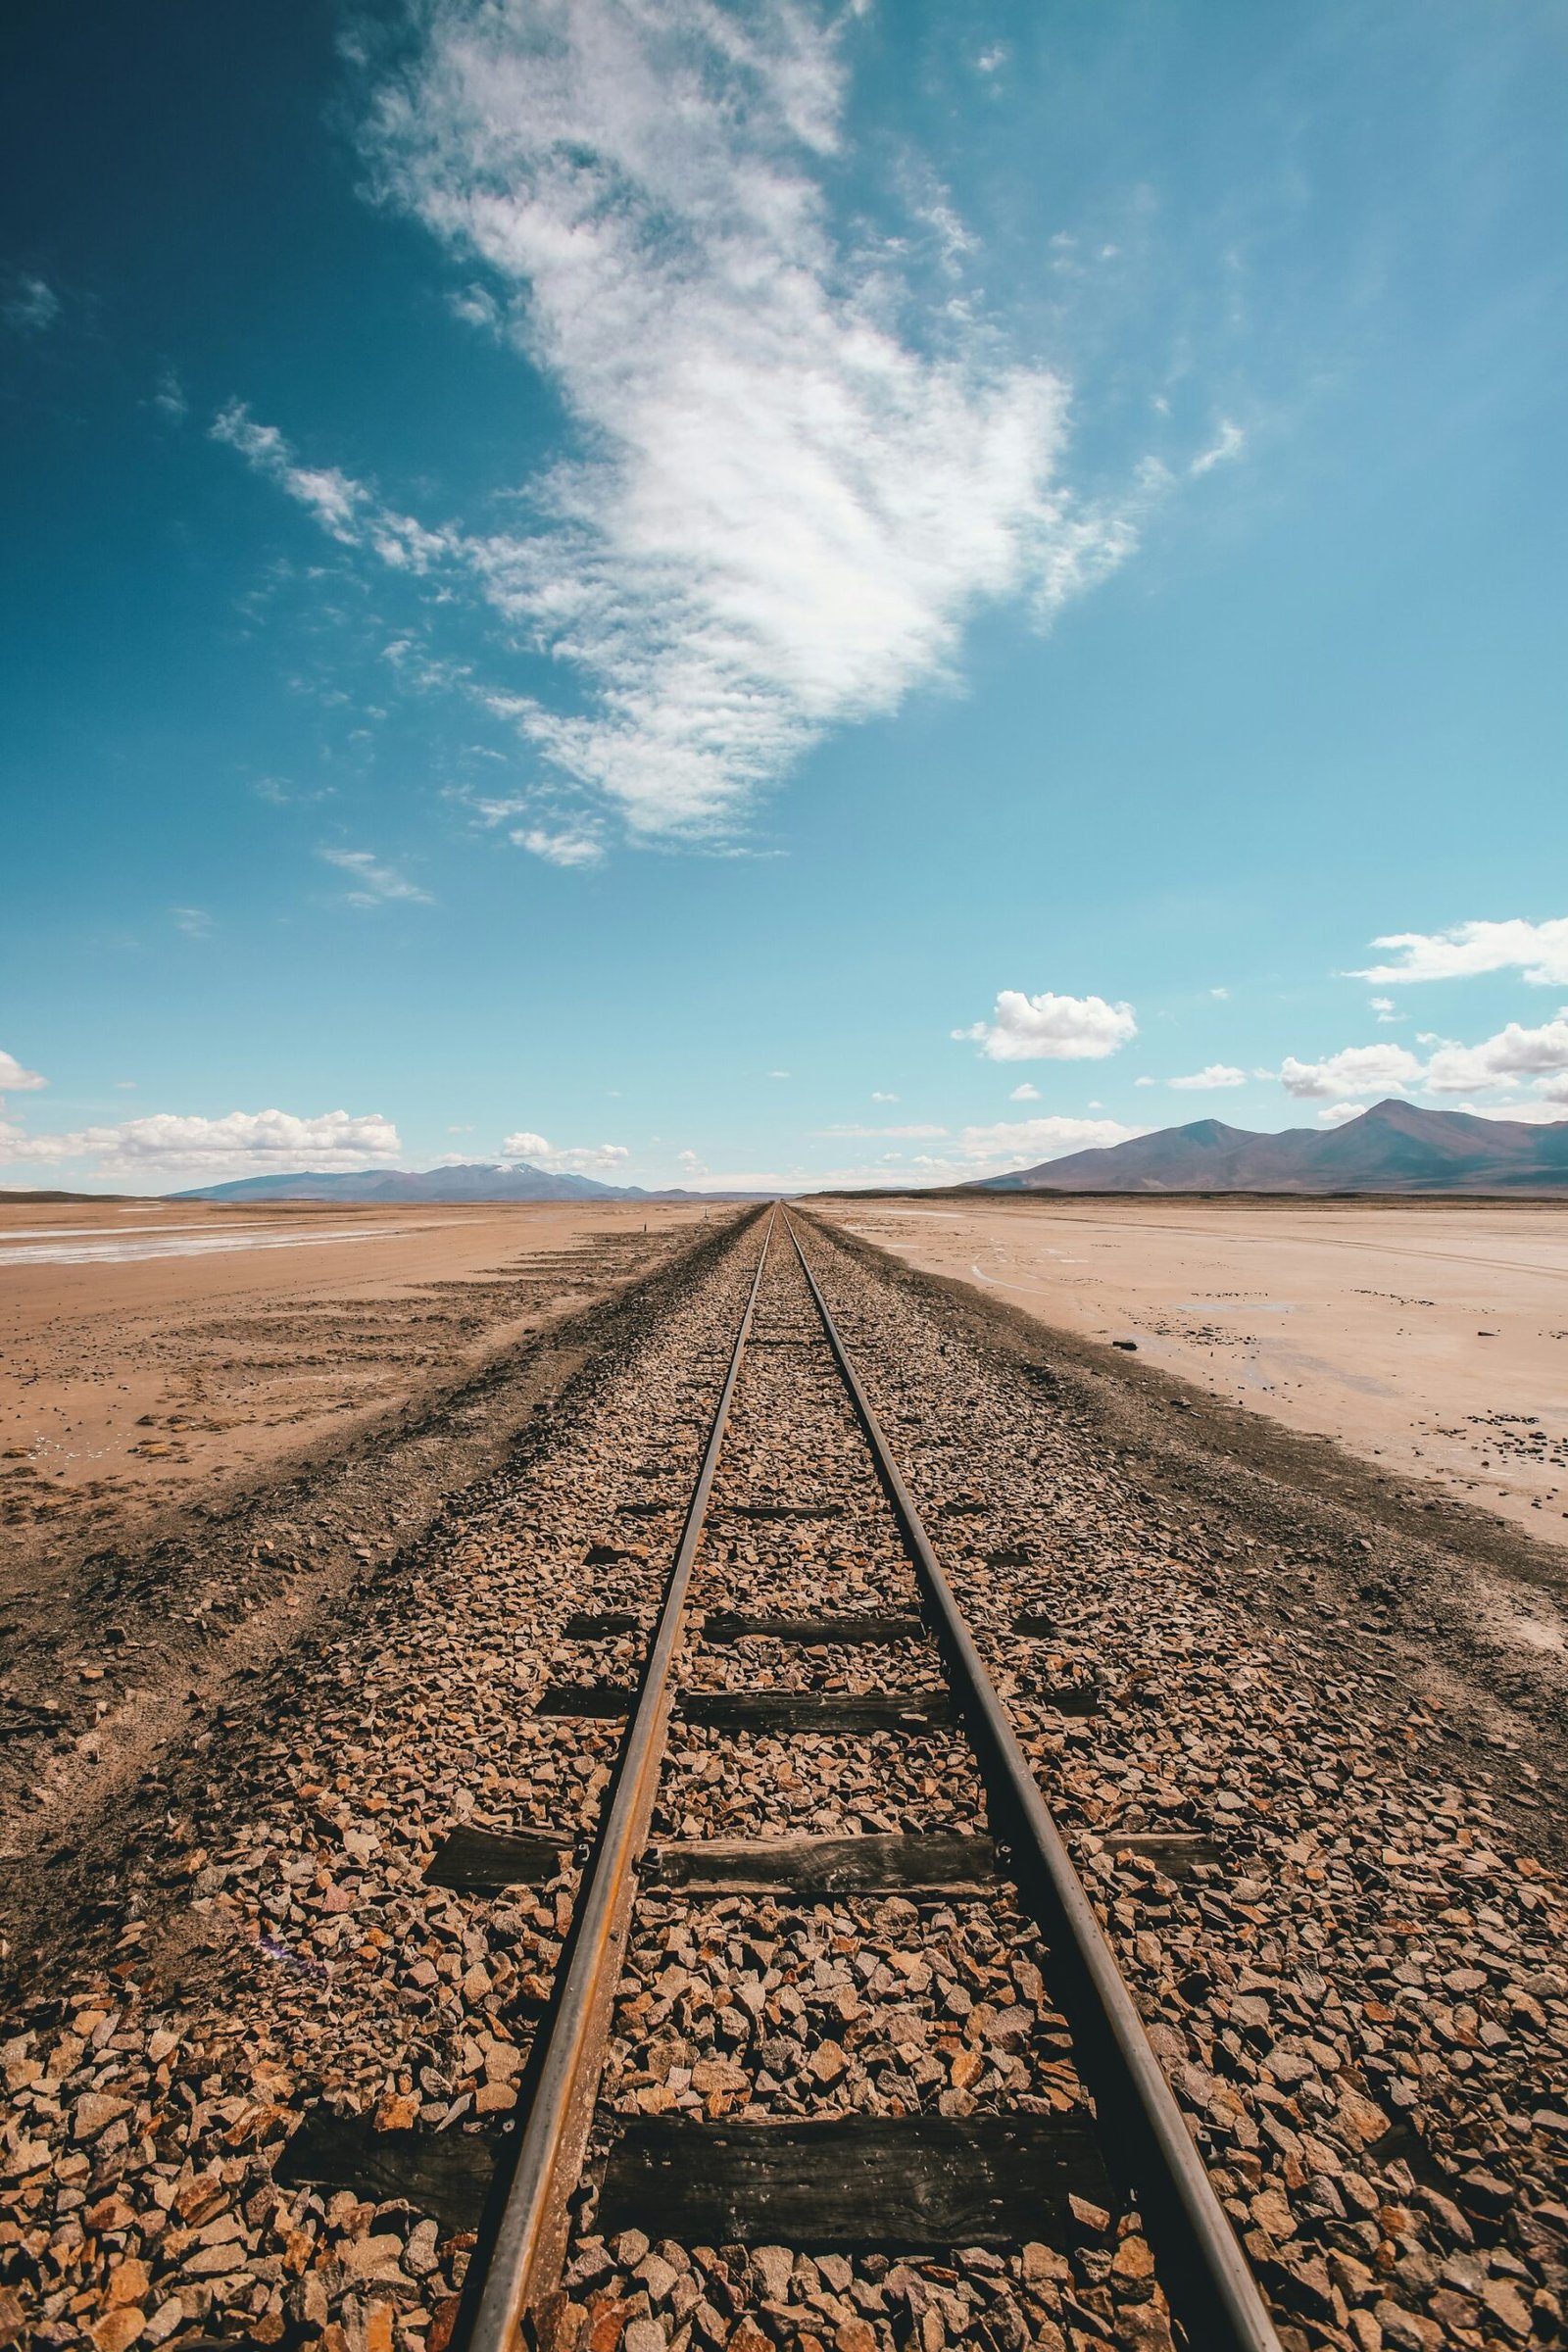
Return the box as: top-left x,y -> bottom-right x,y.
175,1161 -> 711,1204
976,1099 -> 1568,1193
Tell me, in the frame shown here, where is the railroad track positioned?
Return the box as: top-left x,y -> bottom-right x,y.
443,1207 -> 1281,2352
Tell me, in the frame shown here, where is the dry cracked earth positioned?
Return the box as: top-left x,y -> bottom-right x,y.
1,1208 -> 1565,2352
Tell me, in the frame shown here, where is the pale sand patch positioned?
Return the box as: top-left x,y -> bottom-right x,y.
812,1195 -> 1568,1543
0,1195 -> 718,1543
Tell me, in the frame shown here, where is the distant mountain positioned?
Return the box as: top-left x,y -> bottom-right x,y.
175,1161 -> 697,1204
975,1099 -> 1568,1194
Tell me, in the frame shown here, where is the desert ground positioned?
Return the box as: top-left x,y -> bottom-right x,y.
814,1194 -> 1568,1543
0,1193 -> 720,1557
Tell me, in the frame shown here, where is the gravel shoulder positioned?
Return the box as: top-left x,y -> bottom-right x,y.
2,1207 -> 1564,2352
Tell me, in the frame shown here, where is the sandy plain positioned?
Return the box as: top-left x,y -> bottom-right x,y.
0,1192 -> 719,1553
815,1194 -> 1568,1542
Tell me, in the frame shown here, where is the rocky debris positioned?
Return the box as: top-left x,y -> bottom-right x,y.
5,1217 -> 1565,2352
800,1218 -> 1568,2352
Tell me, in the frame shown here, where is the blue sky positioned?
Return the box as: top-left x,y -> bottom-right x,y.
3,0 -> 1566,1193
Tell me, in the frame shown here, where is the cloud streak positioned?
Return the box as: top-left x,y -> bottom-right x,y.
292,0 -> 1128,841
1352,916 -> 1568,988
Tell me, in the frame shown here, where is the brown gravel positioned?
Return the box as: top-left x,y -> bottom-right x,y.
2,1208 -> 1564,2352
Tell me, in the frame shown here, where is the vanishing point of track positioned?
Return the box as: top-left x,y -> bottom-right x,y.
465,1208 -> 1283,2352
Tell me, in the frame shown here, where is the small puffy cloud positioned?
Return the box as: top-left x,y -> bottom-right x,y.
4,274 -> 60,335
513,824 -> 604,868
768,1070 -> 790,1080
1423,1008 -> 1568,1095
1369,996 -> 1400,1022
1008,1083 -> 1040,1102
871,1091 -> 898,1103
319,848 -> 433,906
1277,1045 -> 1423,1101
0,1107 -> 401,1179
1168,1064 -> 1246,1091
1352,916 -> 1568,987
1317,1102 -> 1369,1128
1208,986 -> 1229,1000
502,1130 -> 630,1175
0,1049 -> 47,1093
956,990 -> 1138,1062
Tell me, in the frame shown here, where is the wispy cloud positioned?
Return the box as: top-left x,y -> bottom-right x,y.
3,273 -> 60,335
172,906 -> 215,938
819,1123 -> 949,1140
319,848 -> 434,906
956,989 -> 1138,1061
207,0 -> 1136,847
1351,915 -> 1568,987
1190,418 -> 1245,476
212,403 -> 452,571
513,824 -> 604,867
151,368 -> 188,422
1168,1063 -> 1246,1090
908,1114 -> 1141,1178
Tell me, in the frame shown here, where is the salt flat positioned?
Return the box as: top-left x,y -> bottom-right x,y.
0,1194 -> 716,1556
816,1194 -> 1568,1540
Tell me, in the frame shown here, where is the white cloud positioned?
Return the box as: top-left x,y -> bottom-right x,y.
172,906 -> 215,938
1208,986 -> 1229,1000
1007,1082 -> 1040,1101
768,1070 -> 791,1080
1190,419 -> 1244,476
1447,1097 -> 1568,1124
151,368 -> 188,422
1316,1102 -> 1369,1128
1369,996 -> 1400,1022
502,1129 -> 630,1175
1423,1008 -> 1568,1095
1277,1044 -> 1423,1101
319,848 -> 433,906
870,1090 -> 898,1102
512,824 -> 604,867
1168,1063 -> 1246,1090
340,0 -> 1132,838
0,1050 -> 48,1094
4,274 -> 60,335
1352,916 -> 1568,988
212,404 -> 452,572
0,1107 -> 402,1180
906,1114 -> 1142,1180
956,989 -> 1137,1062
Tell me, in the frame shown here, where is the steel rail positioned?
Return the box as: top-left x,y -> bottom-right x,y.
783,1210 -> 1283,2352
468,1208 -> 777,2352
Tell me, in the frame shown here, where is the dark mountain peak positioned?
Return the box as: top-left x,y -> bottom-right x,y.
974,1099 -> 1568,1194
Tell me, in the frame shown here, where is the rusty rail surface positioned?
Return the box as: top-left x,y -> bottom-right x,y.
465,1201 -> 1282,2352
